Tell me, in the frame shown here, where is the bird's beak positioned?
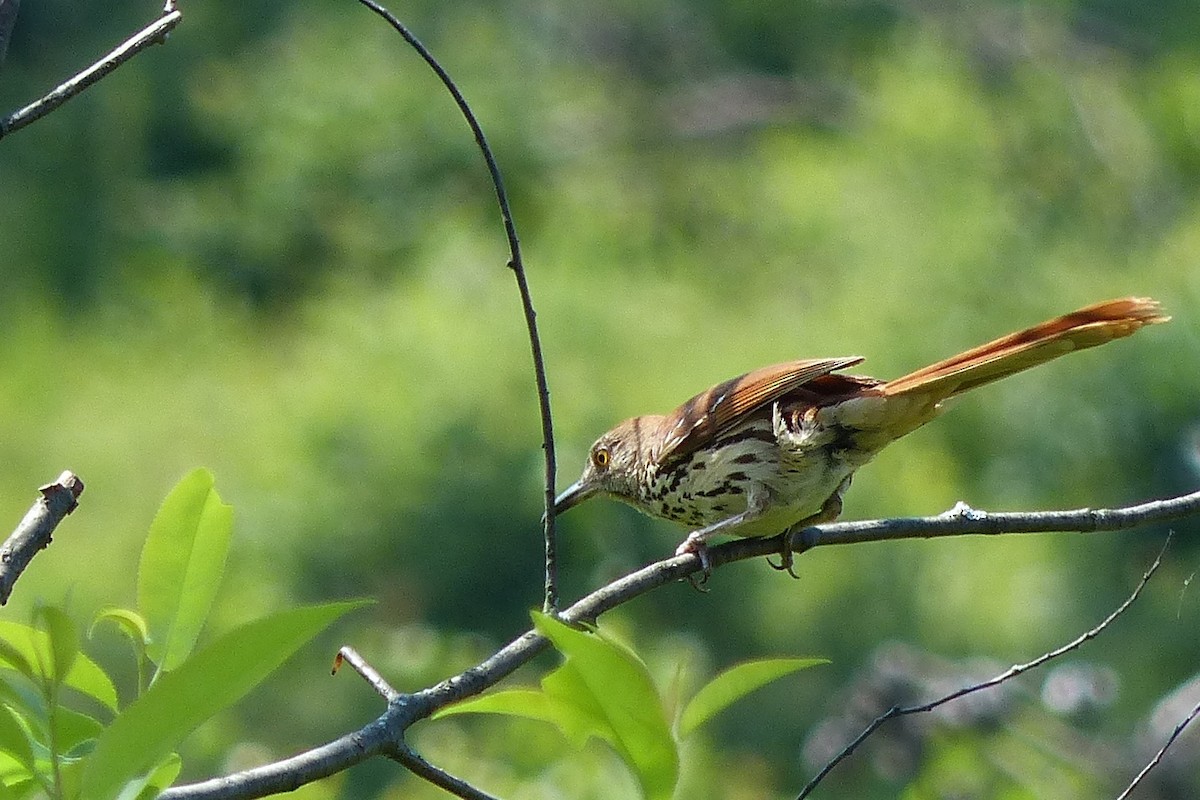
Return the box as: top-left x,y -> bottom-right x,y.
552,479 -> 599,516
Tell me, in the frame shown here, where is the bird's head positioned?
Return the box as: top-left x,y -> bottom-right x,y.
553,415 -> 663,515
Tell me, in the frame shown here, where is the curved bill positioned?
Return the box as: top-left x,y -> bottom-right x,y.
552,479 -> 599,516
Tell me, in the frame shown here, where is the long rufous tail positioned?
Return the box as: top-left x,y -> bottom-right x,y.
882,297 -> 1168,399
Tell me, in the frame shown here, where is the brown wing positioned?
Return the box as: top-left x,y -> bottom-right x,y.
656,357 -> 864,465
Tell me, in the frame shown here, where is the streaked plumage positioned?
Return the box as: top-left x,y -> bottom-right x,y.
555,298 -> 1168,564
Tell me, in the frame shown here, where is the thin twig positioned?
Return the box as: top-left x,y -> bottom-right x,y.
0,4 -> 183,140
160,490 -> 1198,800
391,744 -> 503,800
332,647 -> 399,702
355,0 -> 561,614
795,536 -> 1170,799
1117,696 -> 1200,800
0,471 -> 84,605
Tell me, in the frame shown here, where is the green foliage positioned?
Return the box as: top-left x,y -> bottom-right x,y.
81,601 -> 365,800
1,1 -> 1198,797
0,471 -> 361,799
438,612 -> 824,798
677,657 -> 828,738
138,468 -> 234,677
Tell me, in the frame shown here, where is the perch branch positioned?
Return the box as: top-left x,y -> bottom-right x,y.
0,3 -> 182,141
0,471 -> 84,605
355,0 -> 561,614
160,488 -> 1200,800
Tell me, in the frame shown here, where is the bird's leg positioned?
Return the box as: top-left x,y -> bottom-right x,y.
676,487 -> 770,585
768,477 -> 852,578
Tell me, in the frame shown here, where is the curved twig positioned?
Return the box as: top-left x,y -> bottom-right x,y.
0,3 -> 182,140
0,471 -> 85,604
354,0 -> 561,614
1117,695 -> 1200,800
160,488 -> 1200,800
795,535 -> 1170,799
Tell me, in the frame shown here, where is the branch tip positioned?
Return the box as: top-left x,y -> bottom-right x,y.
333,646 -> 399,702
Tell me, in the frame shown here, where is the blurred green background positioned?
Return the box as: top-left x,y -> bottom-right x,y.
2,0 -> 1199,797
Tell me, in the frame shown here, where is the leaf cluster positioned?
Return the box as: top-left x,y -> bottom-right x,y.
439,612 -> 825,798
0,470 -> 360,799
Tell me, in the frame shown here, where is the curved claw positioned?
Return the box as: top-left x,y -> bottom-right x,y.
677,532 -> 713,591
766,533 -> 801,579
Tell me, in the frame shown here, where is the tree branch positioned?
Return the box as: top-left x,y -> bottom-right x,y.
160,488 -> 1200,800
0,471 -> 84,605
1117,695 -> 1200,800
332,646 -> 399,702
0,2 -> 182,141
391,745 -> 503,800
795,535 -> 1170,799
354,0 -> 562,614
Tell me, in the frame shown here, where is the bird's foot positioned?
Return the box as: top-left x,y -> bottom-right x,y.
766,532 -> 801,579
676,532 -> 713,591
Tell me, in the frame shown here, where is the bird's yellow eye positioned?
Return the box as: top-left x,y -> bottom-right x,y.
592,446 -> 611,469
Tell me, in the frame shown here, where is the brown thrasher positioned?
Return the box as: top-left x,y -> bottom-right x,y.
554,297 -> 1167,574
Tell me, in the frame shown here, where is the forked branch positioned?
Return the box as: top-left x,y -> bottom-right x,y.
160,488 -> 1200,800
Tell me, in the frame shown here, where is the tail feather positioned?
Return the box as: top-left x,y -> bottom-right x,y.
882,297 -> 1168,399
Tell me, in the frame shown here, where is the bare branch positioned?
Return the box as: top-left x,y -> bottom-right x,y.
795,535 -> 1169,799
0,471 -> 84,605
787,489 -> 1200,554
355,0 -> 562,614
391,745 -> 503,800
159,718 -> 399,800
1117,696 -> 1200,800
160,489 -> 1198,800
333,646 -> 399,702
0,3 -> 183,141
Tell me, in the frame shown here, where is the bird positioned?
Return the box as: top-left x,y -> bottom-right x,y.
553,297 -> 1168,576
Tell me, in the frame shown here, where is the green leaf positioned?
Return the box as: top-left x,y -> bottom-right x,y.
137,752 -> 182,799
436,688 -> 573,726
0,777 -> 37,800
532,613 -> 677,800
59,658 -> 118,716
0,638 -> 33,684
678,657 -> 828,738
0,624 -> 117,713
0,705 -> 34,774
540,661 -> 620,749
110,751 -> 182,800
80,600 -> 364,800
33,607 -> 79,691
89,609 -> 150,688
137,469 -> 234,674
88,609 -> 149,651
51,707 -> 103,756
